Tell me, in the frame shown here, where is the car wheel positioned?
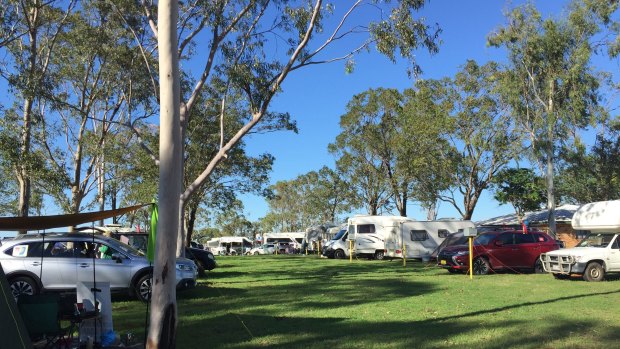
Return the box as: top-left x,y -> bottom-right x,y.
583,262 -> 605,282
10,276 -> 39,299
253,251 -> 259,255
334,249 -> 345,259
552,273 -> 569,280
472,257 -> 490,275
534,259 -> 545,274
374,250 -> 385,260
135,274 -> 153,302
195,260 -> 206,277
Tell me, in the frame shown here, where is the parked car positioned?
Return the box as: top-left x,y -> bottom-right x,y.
437,230 -> 560,274
247,244 -> 275,255
0,233 -> 197,301
185,247 -> 217,276
107,232 -> 216,276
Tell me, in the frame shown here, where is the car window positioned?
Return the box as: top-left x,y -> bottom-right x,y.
4,242 -> 45,257
496,233 -> 514,245
515,234 -> 536,244
45,241 -> 74,258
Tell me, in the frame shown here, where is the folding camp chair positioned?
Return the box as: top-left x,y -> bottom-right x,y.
17,294 -> 70,349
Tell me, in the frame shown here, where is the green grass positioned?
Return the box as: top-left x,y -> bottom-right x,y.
112,255 -> 620,348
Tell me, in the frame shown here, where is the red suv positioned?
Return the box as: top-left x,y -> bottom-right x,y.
437,230 -> 560,274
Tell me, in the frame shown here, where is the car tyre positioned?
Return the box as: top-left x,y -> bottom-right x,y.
334,249 -> 345,259
534,259 -> 545,274
253,251 -> 259,256
374,250 -> 385,260
472,257 -> 490,275
583,261 -> 605,282
10,276 -> 39,299
135,274 -> 153,302
195,260 -> 206,277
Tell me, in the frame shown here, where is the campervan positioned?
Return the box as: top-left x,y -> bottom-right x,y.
263,232 -> 304,253
206,236 -> 252,255
323,215 -> 475,260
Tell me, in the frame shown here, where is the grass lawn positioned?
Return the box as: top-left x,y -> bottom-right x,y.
113,255 -> 620,348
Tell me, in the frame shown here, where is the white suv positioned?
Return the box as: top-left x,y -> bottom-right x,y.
0,233 -> 197,301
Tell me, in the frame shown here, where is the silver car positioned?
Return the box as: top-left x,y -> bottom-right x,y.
0,233 -> 197,302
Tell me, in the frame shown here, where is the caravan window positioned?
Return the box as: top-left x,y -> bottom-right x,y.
410,230 -> 429,241
357,224 -> 375,234
438,230 -> 450,238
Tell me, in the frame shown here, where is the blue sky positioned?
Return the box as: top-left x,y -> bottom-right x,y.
237,0 -> 609,223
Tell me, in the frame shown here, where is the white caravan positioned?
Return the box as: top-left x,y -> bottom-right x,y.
263,232 -> 305,251
323,215 -> 475,260
541,200 -> 620,281
385,219 -> 476,260
206,236 -> 253,255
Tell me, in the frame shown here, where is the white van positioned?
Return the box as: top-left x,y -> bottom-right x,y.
263,232 -> 304,253
323,215 -> 474,261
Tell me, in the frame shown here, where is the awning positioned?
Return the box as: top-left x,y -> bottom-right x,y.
0,204 -> 150,231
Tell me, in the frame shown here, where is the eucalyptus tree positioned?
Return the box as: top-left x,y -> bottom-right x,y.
489,3 -> 605,235
557,122 -> 620,203
438,60 -> 520,220
491,167 -> 546,221
0,0 -> 76,219
150,0 -> 440,345
37,2 -> 153,216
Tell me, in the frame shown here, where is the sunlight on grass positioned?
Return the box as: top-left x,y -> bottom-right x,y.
113,255 -> 620,348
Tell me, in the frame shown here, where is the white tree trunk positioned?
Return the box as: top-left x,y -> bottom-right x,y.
148,0 -> 181,347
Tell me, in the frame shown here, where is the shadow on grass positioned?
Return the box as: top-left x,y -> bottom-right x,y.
179,289 -> 620,348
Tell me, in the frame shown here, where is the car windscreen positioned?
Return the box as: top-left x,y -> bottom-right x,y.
104,237 -> 145,256
332,229 -> 346,240
576,233 -> 616,248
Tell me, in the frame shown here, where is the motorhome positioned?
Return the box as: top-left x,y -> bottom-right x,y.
323,215 -> 475,260
263,232 -> 305,252
206,236 -> 253,255
302,224 -> 337,252
541,200 -> 620,281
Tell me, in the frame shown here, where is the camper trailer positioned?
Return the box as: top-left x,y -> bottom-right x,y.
541,200 -> 620,281
386,220 -> 476,260
323,215 -> 475,260
263,232 -> 305,253
206,236 -> 253,255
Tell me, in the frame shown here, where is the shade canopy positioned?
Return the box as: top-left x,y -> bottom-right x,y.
0,204 -> 149,231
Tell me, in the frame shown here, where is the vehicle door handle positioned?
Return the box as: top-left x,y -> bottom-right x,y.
30,262 -> 41,266
79,263 -> 89,268
512,248 -> 519,251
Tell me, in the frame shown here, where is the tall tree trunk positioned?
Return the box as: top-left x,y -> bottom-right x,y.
148,0 -> 181,347
98,139 -> 105,226
425,201 -> 438,220
545,144 -> 556,237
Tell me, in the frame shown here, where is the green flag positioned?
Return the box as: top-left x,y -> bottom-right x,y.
147,203 -> 158,263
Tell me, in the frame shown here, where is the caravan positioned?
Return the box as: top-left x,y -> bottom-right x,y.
323,215 -> 475,260
206,236 -> 253,255
386,219 -> 476,260
263,232 -> 305,253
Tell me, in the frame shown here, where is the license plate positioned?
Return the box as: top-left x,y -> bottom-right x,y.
551,265 -> 559,271
440,260 -> 447,265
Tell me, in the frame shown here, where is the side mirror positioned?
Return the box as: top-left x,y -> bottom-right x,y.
111,253 -> 124,262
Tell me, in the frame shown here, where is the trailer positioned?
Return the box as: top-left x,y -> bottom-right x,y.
206,236 -> 253,255
263,232 -> 305,253
386,220 -> 476,260
323,215 -> 475,260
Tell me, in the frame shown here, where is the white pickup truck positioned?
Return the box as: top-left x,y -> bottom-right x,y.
540,200 -> 620,281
